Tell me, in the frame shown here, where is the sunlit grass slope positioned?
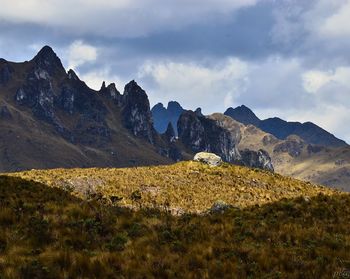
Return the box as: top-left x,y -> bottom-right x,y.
10,161 -> 337,213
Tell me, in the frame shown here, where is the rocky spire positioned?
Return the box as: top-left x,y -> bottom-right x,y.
100,81 -> 106,91
107,83 -> 121,100
121,80 -> 155,144
163,122 -> 176,143
195,107 -> 203,117
67,69 -> 80,81
32,45 -> 66,76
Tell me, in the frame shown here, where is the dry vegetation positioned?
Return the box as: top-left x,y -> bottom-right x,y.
0,162 -> 349,278
9,161 -> 337,214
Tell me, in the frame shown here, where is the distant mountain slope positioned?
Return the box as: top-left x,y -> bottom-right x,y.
151,101 -> 185,135
209,113 -> 350,191
224,105 -> 347,148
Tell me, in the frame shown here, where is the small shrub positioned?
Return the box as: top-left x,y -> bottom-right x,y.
107,233 -> 128,251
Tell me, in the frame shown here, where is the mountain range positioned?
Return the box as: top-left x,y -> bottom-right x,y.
224,105 -> 347,148
2,45 -> 350,190
152,102 -> 350,191
0,46 -> 272,173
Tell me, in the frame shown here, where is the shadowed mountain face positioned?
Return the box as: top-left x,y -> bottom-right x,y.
224,106 -> 347,148
0,46 -> 183,171
224,105 -> 260,127
178,111 -> 274,171
151,101 -> 185,136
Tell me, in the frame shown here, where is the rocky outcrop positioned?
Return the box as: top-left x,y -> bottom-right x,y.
179,111 -> 274,171
240,149 -> 274,171
194,152 -> 222,166
100,82 -> 122,105
178,111 -> 241,162
162,122 -> 176,143
121,80 -> 156,144
209,200 -> 236,213
273,136 -> 305,157
158,122 -> 182,161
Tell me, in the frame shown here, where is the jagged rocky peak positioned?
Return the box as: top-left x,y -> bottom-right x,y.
163,122 -> 176,143
107,83 -> 121,100
195,107 -> 203,117
123,80 -> 146,98
67,69 -> 80,81
32,45 -> 66,76
101,81 -> 106,91
224,105 -> 260,126
99,81 -> 121,102
121,80 -> 155,144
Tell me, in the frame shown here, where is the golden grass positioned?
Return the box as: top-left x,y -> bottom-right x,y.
8,161 -> 337,214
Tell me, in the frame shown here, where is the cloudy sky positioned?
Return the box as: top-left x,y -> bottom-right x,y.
1,0 -> 350,142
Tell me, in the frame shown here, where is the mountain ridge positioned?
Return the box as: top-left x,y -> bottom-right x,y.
224,106 -> 347,147
0,46 -> 271,172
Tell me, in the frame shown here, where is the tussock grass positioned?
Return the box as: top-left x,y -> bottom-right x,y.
0,175 -> 348,278
0,162 -> 348,278
9,161 -> 337,213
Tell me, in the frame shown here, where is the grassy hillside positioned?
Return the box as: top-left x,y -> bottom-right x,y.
9,161 -> 336,213
0,163 -> 349,278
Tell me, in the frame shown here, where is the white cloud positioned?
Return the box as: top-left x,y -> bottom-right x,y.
302,67 -> 350,93
302,70 -> 332,93
67,40 -> 97,69
79,67 -> 126,91
138,58 -> 249,112
318,0 -> 350,38
0,0 -> 259,37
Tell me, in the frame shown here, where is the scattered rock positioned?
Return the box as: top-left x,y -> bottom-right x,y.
110,196 -> 123,204
240,149 -> 274,172
194,152 -> 223,167
209,200 -> 236,213
273,137 -> 305,158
